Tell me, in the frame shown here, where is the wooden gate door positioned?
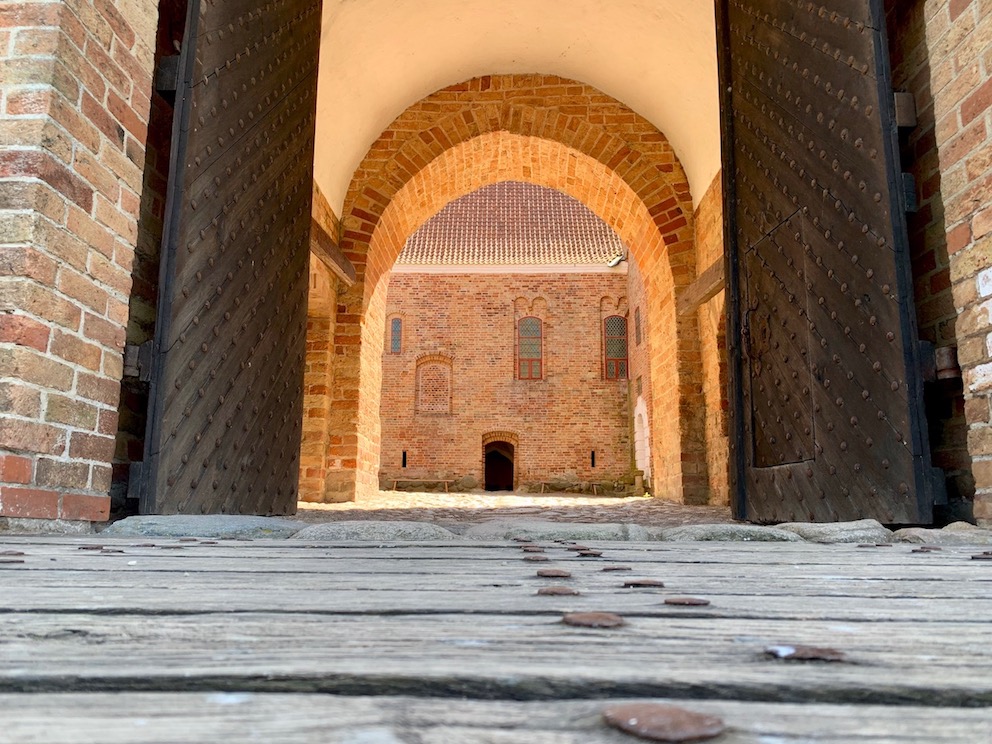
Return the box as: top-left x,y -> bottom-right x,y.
717,0 -> 941,523
141,0 -> 321,514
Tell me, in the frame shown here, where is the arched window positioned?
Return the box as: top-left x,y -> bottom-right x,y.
634,307 -> 642,346
416,360 -> 451,414
604,315 -> 628,380
389,317 -> 402,354
517,317 -> 543,380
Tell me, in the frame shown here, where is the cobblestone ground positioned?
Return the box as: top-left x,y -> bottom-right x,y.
297,490 -> 734,530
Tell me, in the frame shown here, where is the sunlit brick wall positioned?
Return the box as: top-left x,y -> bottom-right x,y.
379,271 -> 631,489
0,0 -> 158,523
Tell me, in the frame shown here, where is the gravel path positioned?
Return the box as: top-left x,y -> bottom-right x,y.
297,490 -> 735,530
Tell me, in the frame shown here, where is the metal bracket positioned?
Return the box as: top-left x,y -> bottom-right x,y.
155,55 -> 180,93
894,92 -> 917,129
902,173 -> 918,214
123,341 -> 154,382
126,461 -> 143,502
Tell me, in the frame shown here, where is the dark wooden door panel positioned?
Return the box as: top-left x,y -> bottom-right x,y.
142,0 -> 320,515
719,0 -> 936,523
744,214 -> 815,469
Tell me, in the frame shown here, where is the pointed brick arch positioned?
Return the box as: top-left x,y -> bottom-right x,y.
340,75 -> 694,276
323,76 -> 706,503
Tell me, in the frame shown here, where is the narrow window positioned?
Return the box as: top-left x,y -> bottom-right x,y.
636,375 -> 643,397
634,307 -> 642,346
389,317 -> 402,354
604,315 -> 628,380
591,450 -> 596,468
402,451 -> 407,468
518,317 -> 543,380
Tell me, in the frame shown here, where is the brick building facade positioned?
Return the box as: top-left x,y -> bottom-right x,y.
1,0 -> 991,527
378,182 -> 638,492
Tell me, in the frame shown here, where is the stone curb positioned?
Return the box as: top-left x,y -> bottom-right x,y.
93,515 -> 992,545
99,515 -> 307,539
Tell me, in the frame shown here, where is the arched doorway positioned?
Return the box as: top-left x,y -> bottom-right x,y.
484,441 -> 515,491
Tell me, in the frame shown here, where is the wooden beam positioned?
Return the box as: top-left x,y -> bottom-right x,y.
310,217 -> 356,287
677,259 -> 725,316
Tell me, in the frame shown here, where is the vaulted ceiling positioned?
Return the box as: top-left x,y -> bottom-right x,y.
314,0 -> 720,212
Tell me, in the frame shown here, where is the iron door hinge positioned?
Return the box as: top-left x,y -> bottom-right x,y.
123,341 -> 154,382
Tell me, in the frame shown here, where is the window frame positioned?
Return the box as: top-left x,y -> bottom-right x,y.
388,316 -> 403,354
517,316 -> 543,381
604,315 -> 629,380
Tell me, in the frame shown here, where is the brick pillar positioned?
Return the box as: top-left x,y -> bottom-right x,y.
0,0 -> 157,526
918,0 -> 992,526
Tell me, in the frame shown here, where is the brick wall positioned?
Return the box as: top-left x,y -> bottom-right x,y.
298,183 -> 341,502
344,131 -> 699,506
379,270 -> 632,489
694,175 -> 729,506
882,0 -> 992,525
625,254 -> 655,490
298,255 -> 338,501
324,73 -> 705,504
0,0 -> 157,524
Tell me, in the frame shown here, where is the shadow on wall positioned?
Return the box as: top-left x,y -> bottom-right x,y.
886,0 -> 972,521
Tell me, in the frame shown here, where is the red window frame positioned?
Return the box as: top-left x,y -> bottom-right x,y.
517,317 -> 543,380
604,315 -> 628,380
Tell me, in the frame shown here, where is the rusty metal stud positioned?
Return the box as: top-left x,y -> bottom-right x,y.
536,569 -> 571,578
562,612 -> 624,629
537,586 -> 580,597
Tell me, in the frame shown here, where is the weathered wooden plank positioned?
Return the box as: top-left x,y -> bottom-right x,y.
2,584 -> 988,620
676,258 -> 725,316
3,694 -> 989,744
2,611 -> 990,705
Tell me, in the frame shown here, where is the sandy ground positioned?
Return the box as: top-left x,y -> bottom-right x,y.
296,489 -> 734,530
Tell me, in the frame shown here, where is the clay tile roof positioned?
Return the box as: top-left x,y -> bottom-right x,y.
396,181 -> 627,266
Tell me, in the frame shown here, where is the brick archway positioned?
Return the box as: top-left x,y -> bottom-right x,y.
323,75 -> 706,503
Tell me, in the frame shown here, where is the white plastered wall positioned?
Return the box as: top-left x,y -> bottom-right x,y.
314,0 -> 720,212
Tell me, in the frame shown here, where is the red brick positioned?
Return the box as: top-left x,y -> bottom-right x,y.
36,457 -> 89,489
107,89 -> 147,141
0,454 -> 33,484
0,381 -> 42,418
60,492 -> 109,521
0,314 -> 50,352
76,372 -> 120,406
1,281 -> 82,331
82,312 -> 125,351
962,76 -> 992,126
4,87 -> 52,116
0,485 -> 59,519
58,267 -> 109,314
0,418 -> 66,456
0,346 -> 74,391
0,149 -> 93,211
45,394 -> 99,429
0,245 -> 58,284
0,3 -> 60,28
949,0 -> 973,21
68,431 -> 115,461
80,91 -> 124,147
50,329 -> 102,371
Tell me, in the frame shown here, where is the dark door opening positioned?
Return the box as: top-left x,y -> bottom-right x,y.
485,441 -> 515,491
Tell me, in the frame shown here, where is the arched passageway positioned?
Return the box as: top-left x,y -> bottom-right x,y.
484,442 -> 515,492
309,75 -> 719,507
